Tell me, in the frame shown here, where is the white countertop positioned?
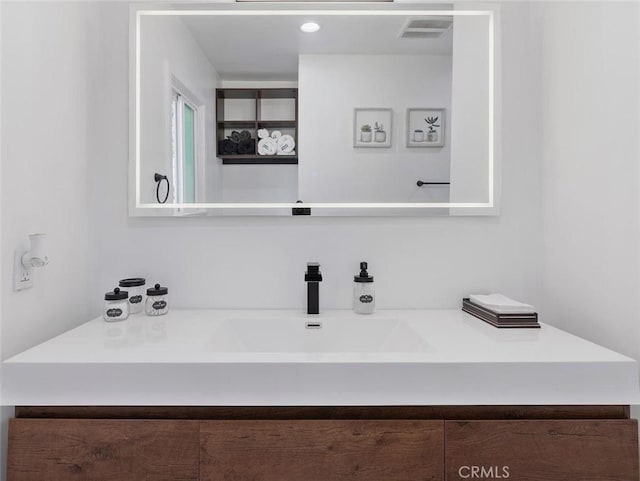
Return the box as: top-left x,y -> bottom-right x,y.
3,309 -> 639,406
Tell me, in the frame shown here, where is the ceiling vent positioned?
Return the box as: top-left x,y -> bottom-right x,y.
399,16 -> 453,39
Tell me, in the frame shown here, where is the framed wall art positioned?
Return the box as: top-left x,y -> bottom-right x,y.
406,108 -> 445,148
354,108 -> 393,148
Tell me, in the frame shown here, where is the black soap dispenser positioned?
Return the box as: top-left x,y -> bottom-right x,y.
353,262 -> 375,314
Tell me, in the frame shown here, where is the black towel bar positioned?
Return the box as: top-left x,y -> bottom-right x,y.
417,180 -> 450,187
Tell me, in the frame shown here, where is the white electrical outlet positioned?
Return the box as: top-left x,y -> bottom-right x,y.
13,250 -> 33,291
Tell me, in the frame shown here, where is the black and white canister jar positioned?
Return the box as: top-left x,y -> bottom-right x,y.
103,287 -> 129,322
145,284 -> 169,316
119,278 -> 146,314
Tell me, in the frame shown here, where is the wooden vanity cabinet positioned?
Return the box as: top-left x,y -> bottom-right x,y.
445,420 -> 639,481
7,419 -> 199,481
200,420 -> 444,481
7,407 -> 639,481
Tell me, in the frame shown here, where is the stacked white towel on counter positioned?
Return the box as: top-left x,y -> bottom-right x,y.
468,293 -> 535,314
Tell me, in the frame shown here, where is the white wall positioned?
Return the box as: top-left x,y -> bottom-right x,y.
299,54 -> 452,204
0,0 -> 4,473
139,15 -> 220,205
537,2 -> 640,363
222,165 -> 299,203
87,2 -> 541,317
1,1 -> 92,359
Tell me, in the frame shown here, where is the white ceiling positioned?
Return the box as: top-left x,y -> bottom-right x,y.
179,14 -> 454,80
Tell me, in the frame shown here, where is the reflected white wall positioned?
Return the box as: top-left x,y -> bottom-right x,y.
139,16 -> 220,205
298,54 -> 452,204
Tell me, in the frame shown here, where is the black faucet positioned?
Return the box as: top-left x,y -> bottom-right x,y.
305,263 -> 322,314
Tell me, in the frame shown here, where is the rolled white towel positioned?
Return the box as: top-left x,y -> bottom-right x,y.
469,293 -> 535,314
257,128 -> 270,139
276,134 -> 295,155
257,137 -> 277,156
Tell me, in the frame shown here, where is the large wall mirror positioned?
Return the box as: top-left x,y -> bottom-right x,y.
130,5 -> 500,216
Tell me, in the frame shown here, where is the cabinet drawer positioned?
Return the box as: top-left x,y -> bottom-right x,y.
7,419 -> 199,481
200,420 -> 444,481
445,420 -> 639,481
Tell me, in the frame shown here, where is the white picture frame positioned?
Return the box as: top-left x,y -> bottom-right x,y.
406,108 -> 445,148
354,108 -> 393,148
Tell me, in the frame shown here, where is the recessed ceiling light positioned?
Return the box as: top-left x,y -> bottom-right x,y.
300,22 -> 320,33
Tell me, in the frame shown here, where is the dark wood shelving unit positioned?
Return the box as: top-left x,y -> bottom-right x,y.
216,121 -> 257,128
216,88 -> 298,165
220,155 -> 298,165
257,120 -> 296,128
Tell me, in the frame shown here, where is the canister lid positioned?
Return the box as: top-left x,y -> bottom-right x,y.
147,283 -> 168,296
119,277 -> 146,287
105,287 -> 128,300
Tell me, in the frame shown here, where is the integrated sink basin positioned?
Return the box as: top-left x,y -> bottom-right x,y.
206,317 -> 429,353
3,309 -> 639,406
